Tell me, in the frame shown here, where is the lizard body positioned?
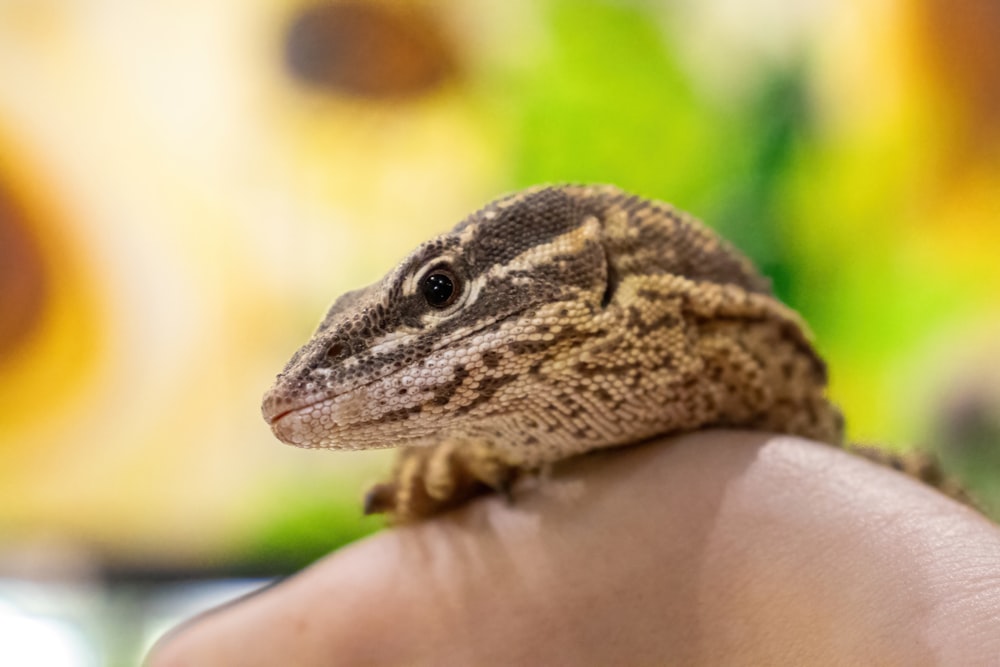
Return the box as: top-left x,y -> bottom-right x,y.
261,185 -> 945,519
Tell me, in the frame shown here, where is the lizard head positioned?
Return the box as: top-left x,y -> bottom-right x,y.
261,187 -> 614,450
263,184 -> 841,466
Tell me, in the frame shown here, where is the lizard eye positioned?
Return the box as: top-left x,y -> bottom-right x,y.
420,267 -> 461,309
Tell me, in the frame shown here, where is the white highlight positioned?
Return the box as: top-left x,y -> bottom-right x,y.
0,601 -> 94,666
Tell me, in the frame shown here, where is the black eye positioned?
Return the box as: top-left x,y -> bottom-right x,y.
420,268 -> 460,308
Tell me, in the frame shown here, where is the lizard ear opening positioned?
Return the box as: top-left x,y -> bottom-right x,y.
600,251 -> 619,309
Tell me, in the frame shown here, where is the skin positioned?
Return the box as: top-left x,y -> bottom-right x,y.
147,431 -> 1000,666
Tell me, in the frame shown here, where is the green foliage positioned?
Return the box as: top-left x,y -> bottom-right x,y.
239,490 -> 381,573
500,1 -> 812,304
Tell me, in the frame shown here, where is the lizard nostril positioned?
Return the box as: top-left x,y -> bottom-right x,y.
326,342 -> 345,361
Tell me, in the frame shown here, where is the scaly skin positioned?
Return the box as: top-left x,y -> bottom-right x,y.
262,185 -> 962,520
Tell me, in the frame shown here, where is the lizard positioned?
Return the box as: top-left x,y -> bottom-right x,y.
261,184 -> 969,520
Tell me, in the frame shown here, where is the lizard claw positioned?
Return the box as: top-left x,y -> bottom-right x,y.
362,483 -> 397,516
363,441 -> 515,520
493,468 -> 517,504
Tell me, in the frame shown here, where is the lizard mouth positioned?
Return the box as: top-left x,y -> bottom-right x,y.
262,365 -> 409,448
263,303 -> 539,438
263,390 -> 343,429
266,386 -> 428,450
262,358 -> 396,428
264,407 -> 295,426
264,391 -> 356,448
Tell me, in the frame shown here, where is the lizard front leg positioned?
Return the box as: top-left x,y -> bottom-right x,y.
364,439 -> 517,521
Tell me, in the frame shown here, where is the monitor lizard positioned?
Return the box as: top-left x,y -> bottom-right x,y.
261,184 -> 969,520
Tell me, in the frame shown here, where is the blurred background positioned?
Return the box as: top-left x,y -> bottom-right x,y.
1,0 -> 998,663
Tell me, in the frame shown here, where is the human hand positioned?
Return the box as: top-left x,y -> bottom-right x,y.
148,431 -> 1000,665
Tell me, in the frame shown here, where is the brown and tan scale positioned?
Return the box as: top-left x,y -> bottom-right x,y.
262,184 -> 962,520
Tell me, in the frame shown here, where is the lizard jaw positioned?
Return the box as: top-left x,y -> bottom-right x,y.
267,390 -> 428,451
266,393 -> 366,449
